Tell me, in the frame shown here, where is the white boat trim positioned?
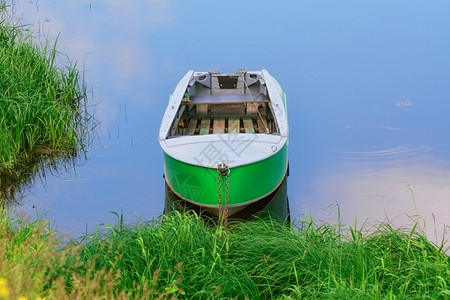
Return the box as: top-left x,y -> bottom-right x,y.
159,70 -> 194,141
261,69 -> 289,138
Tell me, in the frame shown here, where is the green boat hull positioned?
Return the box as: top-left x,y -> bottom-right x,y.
164,144 -> 288,208
164,173 -> 290,223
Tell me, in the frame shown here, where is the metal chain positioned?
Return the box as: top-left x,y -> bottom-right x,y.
224,170 -> 229,227
217,163 -> 230,226
217,164 -> 223,224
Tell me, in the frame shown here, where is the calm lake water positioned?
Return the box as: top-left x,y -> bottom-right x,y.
6,1 -> 450,242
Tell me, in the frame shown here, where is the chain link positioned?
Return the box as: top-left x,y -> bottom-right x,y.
225,170 -> 229,227
217,164 -> 222,224
217,163 -> 230,226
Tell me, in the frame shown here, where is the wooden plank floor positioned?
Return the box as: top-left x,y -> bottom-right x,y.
185,116 -> 271,135
228,117 -> 240,133
256,118 -> 269,133
200,118 -> 211,135
213,117 -> 225,134
243,117 -> 255,133
186,118 -> 198,135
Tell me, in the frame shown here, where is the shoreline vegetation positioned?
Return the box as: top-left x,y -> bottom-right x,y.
0,210 -> 449,299
0,10 -> 89,200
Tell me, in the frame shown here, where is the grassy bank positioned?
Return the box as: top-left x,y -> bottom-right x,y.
0,14 -> 87,171
0,210 -> 448,299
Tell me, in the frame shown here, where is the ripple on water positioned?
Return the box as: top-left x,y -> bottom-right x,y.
360,168 -> 372,175
335,145 -> 432,158
395,99 -> 412,107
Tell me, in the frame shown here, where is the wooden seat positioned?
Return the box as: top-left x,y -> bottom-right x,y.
246,103 -> 259,115
209,103 -> 245,116
196,104 -> 208,115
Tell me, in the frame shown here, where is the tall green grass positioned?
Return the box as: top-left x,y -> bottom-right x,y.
1,209 -> 449,299
75,211 -> 449,299
0,14 -> 88,170
0,11 -> 90,202
0,208 -> 137,299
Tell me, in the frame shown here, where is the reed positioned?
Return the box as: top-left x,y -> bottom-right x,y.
1,209 -> 449,299
0,14 -> 88,171
75,211 -> 450,299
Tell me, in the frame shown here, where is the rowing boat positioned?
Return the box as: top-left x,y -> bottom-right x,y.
159,69 -> 289,219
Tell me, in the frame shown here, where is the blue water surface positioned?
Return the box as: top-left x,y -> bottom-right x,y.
9,0 -> 450,240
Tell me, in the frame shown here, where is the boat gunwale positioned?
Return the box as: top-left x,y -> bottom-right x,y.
158,70 -> 194,141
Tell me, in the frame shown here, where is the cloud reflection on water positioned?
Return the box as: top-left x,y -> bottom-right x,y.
17,0 -> 174,110
311,161 -> 450,247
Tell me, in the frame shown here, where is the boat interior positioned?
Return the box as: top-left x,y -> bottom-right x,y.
168,69 -> 280,138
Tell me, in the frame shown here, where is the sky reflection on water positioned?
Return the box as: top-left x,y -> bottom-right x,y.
8,0 -> 450,239
313,161 -> 450,245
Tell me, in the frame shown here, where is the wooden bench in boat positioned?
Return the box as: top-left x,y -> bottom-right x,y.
181,94 -> 270,106
195,102 -> 267,116
246,103 -> 259,115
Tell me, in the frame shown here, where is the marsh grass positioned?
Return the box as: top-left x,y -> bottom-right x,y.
0,11 -> 91,203
75,211 -> 450,299
1,209 -> 449,299
0,13 -> 89,171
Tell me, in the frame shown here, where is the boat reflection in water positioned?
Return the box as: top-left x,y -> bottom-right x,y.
164,174 -> 290,224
